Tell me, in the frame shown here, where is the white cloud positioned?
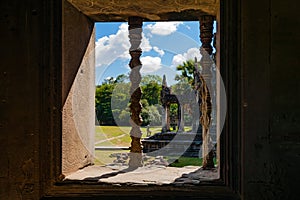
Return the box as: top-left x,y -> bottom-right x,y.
140,56 -> 162,73
146,22 -> 183,36
171,47 -> 202,67
153,46 -> 165,56
95,23 -> 152,67
141,34 -> 152,52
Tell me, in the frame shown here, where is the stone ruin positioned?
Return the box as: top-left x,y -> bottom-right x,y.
142,74 -> 204,157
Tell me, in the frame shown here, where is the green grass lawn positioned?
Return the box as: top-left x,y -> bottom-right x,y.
95,125 -> 192,144
94,125 -> 215,168
167,157 -> 202,167
95,125 -> 162,146
167,157 -> 217,167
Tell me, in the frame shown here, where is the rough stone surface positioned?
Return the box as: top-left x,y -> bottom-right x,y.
68,0 -> 219,21
65,165 -> 218,185
108,153 -> 170,167
62,1 -> 95,175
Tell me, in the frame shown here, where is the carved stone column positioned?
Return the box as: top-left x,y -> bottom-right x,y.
161,105 -> 167,133
178,104 -> 185,132
199,15 -> 215,169
161,75 -> 168,133
166,104 -> 170,131
177,104 -> 181,131
128,16 -> 143,169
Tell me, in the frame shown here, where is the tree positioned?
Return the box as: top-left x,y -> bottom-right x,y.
147,105 -> 161,126
141,74 -> 162,86
118,109 -> 131,126
111,82 -> 130,113
172,77 -> 193,96
95,74 -> 130,125
140,75 -> 162,106
175,59 -> 197,87
114,73 -> 129,83
103,76 -> 115,84
140,99 -> 150,126
95,83 -> 115,125
141,82 -> 161,106
95,74 -> 163,126
140,101 -> 161,126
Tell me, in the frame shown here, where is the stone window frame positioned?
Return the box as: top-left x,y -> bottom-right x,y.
39,0 -> 242,199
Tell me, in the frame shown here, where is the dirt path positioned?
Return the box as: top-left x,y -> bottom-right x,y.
94,133 -> 128,145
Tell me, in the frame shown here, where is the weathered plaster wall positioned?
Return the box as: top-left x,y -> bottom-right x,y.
62,1 -> 95,175
241,0 -> 300,198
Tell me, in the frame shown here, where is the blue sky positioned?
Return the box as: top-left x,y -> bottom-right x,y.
95,21 -> 216,85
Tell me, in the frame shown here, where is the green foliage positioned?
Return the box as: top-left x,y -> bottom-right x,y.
95,83 -> 115,125
173,60 -> 195,97
118,109 -> 131,126
171,77 -> 193,96
103,76 -> 116,84
184,113 -> 193,126
114,74 -> 129,83
175,59 -> 197,87
140,99 -> 149,108
141,83 -> 161,106
147,105 -> 162,125
95,77 -> 130,125
170,104 -> 178,128
95,74 -> 163,125
111,82 -> 130,112
141,104 -> 162,126
141,75 -> 162,106
141,74 -> 162,86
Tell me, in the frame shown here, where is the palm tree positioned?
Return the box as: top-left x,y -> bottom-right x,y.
175,60 -> 196,87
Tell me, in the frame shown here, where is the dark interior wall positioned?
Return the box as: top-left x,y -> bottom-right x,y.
0,0 -> 43,199
241,0 -> 273,198
241,0 -> 300,199
268,0 -> 300,196
0,0 -> 299,199
0,0 -> 94,198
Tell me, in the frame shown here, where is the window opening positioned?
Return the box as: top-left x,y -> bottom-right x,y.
64,18 -> 224,185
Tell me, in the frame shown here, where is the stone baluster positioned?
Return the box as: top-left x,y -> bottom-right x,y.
199,15 -> 215,169
128,16 -> 143,169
